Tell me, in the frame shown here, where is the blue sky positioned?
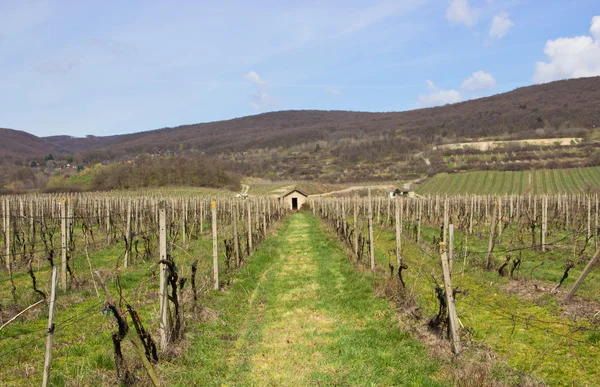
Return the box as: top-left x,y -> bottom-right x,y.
1,0 -> 599,137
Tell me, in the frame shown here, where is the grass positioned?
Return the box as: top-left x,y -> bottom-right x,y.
0,221 -> 225,386
5,201 -> 598,385
162,212 -> 444,385
1,211 -> 443,386
362,215 -> 600,386
417,166 -> 600,195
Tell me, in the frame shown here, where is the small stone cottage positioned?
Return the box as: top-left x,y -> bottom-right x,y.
281,189 -> 308,211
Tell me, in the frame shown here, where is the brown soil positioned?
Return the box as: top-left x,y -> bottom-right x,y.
501,279 -> 600,323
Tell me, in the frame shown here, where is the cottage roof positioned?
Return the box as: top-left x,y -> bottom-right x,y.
282,188 -> 309,198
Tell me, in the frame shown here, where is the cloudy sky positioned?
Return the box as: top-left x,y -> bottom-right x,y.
1,0 -> 599,137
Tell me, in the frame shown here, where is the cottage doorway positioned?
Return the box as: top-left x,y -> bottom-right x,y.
292,198 -> 298,210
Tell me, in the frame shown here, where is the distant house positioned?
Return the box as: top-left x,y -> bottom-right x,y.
281,188 -> 308,211
388,189 -> 416,198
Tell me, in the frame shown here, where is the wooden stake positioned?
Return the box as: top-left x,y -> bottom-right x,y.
469,196 -> 474,235
417,199 -> 422,243
4,199 -> 9,270
440,244 -> 461,354
353,196 -> 359,258
486,200 -> 498,271
212,201 -> 219,290
248,201 -> 253,252
541,196 -> 548,252
449,224 -> 454,274
106,198 -> 111,243
233,203 -> 240,267
60,199 -> 67,292
443,198 -> 448,245
368,189 -> 375,270
395,199 -> 401,267
564,246 -> 600,303
594,194 -> 598,250
158,201 -> 169,349
0,299 -> 44,332
124,200 -> 132,268
587,195 -> 592,240
42,266 -> 58,387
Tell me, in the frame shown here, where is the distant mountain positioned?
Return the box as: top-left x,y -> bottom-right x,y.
3,76 -> 600,171
0,128 -> 61,160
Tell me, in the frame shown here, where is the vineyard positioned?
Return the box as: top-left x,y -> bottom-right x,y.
417,166 -> 600,195
1,191 -> 600,385
0,193 -> 286,385
312,193 -> 600,385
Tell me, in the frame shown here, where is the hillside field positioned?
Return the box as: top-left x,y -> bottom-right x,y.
416,166 -> 600,195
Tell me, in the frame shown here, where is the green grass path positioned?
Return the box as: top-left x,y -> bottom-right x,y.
164,212 -> 442,386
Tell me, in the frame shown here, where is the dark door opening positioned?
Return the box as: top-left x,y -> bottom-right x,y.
292,198 -> 298,210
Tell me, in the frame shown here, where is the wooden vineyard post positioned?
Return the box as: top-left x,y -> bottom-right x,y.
182,201 -> 187,244
353,196 -> 359,259
342,201 -> 347,237
233,203 -> 240,267
67,197 -> 73,252
417,199 -> 422,243
368,189 -> 375,270
497,197 -> 503,243
255,201 -> 261,242
587,195 -> 592,241
541,196 -> 548,252
594,194 -> 598,250
42,266 -> 58,387
212,201 -> 219,290
449,224 -> 454,274
124,200 -> 132,268
60,199 -> 68,292
106,198 -> 111,243
443,198 -> 448,245
440,244 -> 461,354
4,199 -> 9,270
29,200 -> 34,239
262,200 -> 267,237
486,200 -> 498,271
247,201 -> 253,252
469,196 -> 474,235
395,199 -> 401,267
386,197 -> 391,226
200,201 -> 204,234
158,201 -> 169,349
564,246 -> 600,303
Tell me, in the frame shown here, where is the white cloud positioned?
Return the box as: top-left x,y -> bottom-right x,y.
243,70 -> 270,109
248,92 -> 270,110
324,86 -> 341,96
489,12 -> 514,40
243,70 -> 267,88
461,71 -> 496,91
335,0 -> 426,37
34,58 -> 81,75
417,80 -> 462,108
534,16 -> 600,83
592,15 -> 600,40
446,0 -> 480,28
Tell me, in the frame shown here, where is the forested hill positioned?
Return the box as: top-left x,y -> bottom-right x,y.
1,76 -> 598,164
0,128 -> 64,159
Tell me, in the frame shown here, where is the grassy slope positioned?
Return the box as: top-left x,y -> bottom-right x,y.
162,213 -> 443,386
417,166 -> 600,195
